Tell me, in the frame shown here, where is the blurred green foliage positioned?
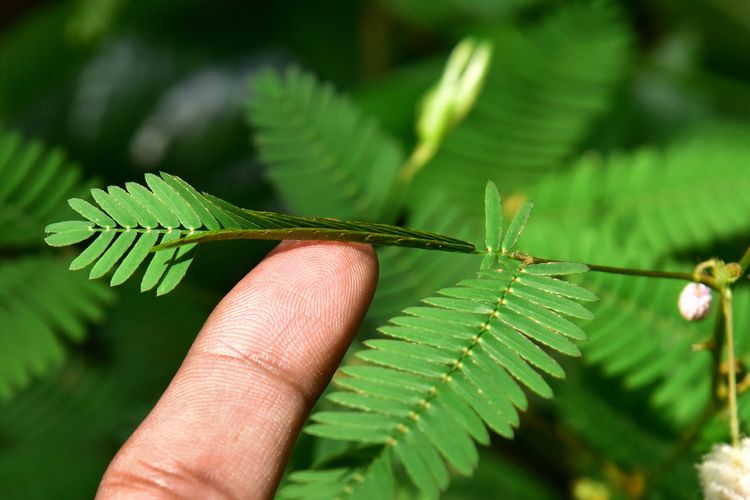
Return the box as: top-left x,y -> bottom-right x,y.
1,0 -> 750,497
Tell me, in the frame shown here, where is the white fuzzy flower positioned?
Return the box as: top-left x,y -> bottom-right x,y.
698,438 -> 750,500
678,282 -> 712,321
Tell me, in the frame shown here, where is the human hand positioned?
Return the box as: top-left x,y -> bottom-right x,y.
96,241 -> 378,499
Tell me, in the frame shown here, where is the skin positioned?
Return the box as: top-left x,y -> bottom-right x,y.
97,241 -> 379,499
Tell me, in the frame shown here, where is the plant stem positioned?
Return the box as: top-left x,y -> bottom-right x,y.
722,289 -> 740,446
398,141 -> 436,184
507,252 -> 718,289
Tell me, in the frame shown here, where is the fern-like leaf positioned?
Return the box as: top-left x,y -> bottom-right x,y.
0,130 -> 92,248
516,130 -> 750,425
0,256 -> 114,400
528,126 -> 750,258
522,220 -> 750,427
247,67 -> 404,221
409,0 -> 631,212
280,189 -> 595,499
45,172 -> 231,295
583,263 -> 717,424
45,172 -> 476,295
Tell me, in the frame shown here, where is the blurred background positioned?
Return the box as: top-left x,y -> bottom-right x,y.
1,0 -> 750,498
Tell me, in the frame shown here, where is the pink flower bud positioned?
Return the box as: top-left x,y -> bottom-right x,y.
678,282 -> 712,321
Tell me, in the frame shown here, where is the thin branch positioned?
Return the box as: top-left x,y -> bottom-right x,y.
397,142 -> 436,184
722,289 -> 740,446
153,227 -> 475,254
507,252 -> 718,289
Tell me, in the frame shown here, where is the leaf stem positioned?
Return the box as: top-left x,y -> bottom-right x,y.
507,252 -> 718,289
722,289 -> 740,446
154,227 -> 476,254
156,228 -> 723,290
398,141 -> 436,184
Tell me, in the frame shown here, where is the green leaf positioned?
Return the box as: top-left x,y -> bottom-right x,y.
0,256 -> 113,400
336,376 -> 422,403
418,403 -> 476,475
487,322 -> 564,378
88,231 -> 136,279
107,186 -> 153,228
484,181 -> 502,253
0,136 -> 41,200
500,310 -> 580,357
45,220 -> 94,234
68,198 -> 115,228
519,273 -> 598,302
69,230 -> 116,271
524,262 -> 589,276
510,281 -> 594,320
312,412 -> 398,431
394,436 -> 442,498
47,172 -> 478,295
140,231 -> 180,292
156,243 -> 197,296
464,343 -> 527,410
44,221 -> 94,246
501,201 -> 533,254
504,295 -> 586,341
453,372 -> 514,437
413,429 -> 452,490
247,67 -> 403,221
0,130 -> 92,248
90,188 -> 137,228
110,230 -> 159,286
306,424 -> 388,444
479,335 -> 552,397
328,392 -> 412,417
125,181 -> 179,229
287,242 -> 593,496
438,382 -> 489,444
525,125 -> 750,259
160,173 -> 220,230
144,173 -> 203,230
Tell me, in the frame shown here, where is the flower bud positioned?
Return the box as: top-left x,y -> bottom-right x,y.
678,282 -> 712,321
416,38 -> 492,148
698,438 -> 750,500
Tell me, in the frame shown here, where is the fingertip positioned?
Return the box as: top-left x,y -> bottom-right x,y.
98,241 -> 379,499
207,240 -> 378,387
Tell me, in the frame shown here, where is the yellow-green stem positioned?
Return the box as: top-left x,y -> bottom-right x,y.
398,141 -> 436,184
722,289 -> 740,446
507,252 -> 719,290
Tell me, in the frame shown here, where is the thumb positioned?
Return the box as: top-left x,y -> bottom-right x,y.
97,241 -> 378,499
